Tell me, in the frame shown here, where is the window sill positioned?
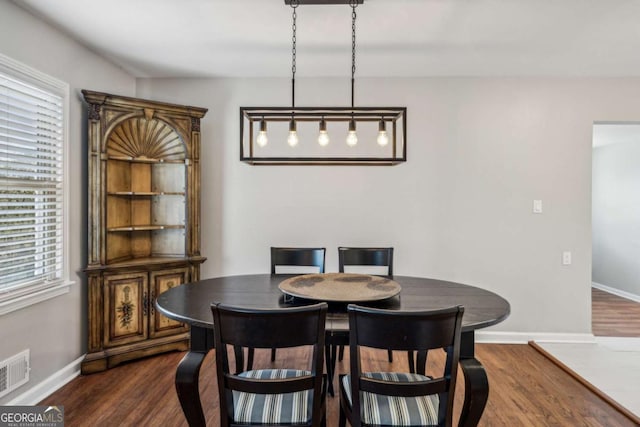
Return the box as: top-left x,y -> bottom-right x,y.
0,281 -> 75,316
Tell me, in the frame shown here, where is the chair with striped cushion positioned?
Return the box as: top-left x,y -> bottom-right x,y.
339,304 -> 464,427
265,247 -> 326,365
241,247 -> 327,371
337,247 -> 395,365
212,302 -> 328,427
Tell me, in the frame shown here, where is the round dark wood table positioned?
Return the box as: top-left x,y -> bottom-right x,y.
156,274 -> 510,427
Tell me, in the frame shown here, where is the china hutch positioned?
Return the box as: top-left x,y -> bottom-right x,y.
81,90 -> 207,373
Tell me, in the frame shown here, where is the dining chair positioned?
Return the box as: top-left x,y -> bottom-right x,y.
337,247 -> 395,364
339,304 -> 464,427
338,246 -> 394,276
212,302 -> 328,427
241,247 -> 327,371
266,247 -> 326,363
271,247 -> 326,274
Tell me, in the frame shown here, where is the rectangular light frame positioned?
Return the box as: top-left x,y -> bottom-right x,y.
240,107 -> 407,165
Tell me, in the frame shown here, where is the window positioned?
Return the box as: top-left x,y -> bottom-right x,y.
0,54 -> 71,315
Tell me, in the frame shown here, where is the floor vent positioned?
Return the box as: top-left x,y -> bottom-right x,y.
0,349 -> 30,399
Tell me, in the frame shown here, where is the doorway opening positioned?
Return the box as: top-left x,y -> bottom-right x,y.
592,122 -> 640,337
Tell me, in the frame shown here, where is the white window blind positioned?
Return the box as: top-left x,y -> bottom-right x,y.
0,60 -> 65,300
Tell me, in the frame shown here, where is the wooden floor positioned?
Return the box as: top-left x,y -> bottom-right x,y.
592,287 -> 640,337
41,344 -> 637,427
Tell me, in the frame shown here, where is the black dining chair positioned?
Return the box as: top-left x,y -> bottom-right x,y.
242,247 -> 327,370
338,246 -> 394,276
267,247 -> 326,362
337,247 -> 395,364
212,302 -> 328,427
271,247 -> 326,274
339,304 -> 464,427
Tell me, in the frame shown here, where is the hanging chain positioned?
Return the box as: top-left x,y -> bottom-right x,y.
291,0 -> 299,108
350,0 -> 358,108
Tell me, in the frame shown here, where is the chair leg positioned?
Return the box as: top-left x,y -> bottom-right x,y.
387,349 -> 393,363
407,350 -> 415,373
247,347 -> 254,371
339,405 -> 347,427
327,343 -> 338,397
325,344 -> 333,397
271,348 -> 277,362
338,345 -> 345,361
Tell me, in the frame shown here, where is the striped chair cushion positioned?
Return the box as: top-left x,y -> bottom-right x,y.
233,369 -> 313,424
342,372 -> 440,426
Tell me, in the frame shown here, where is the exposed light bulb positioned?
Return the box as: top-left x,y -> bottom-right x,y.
346,131 -> 358,147
256,120 -> 268,147
346,119 -> 358,147
318,118 -> 329,146
287,131 -> 299,147
377,119 -> 389,146
318,131 -> 330,146
287,119 -> 298,147
376,131 -> 389,146
257,131 -> 269,147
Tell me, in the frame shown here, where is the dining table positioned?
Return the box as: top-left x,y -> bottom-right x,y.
155,273 -> 510,427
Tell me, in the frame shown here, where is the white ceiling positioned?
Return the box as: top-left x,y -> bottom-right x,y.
14,0 -> 640,79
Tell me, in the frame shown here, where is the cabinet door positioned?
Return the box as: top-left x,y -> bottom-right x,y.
104,272 -> 148,347
149,268 -> 189,338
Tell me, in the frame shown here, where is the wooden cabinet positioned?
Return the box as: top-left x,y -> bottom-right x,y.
82,90 -> 207,374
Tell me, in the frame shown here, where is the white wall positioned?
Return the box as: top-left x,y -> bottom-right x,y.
593,139 -> 640,297
0,0 -> 135,404
137,75 -> 640,337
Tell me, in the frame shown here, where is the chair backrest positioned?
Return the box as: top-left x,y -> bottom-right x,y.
271,247 -> 326,274
347,304 -> 464,427
212,302 -> 328,427
338,247 -> 394,275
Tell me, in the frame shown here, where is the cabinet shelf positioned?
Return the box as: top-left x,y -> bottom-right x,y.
107,224 -> 185,232
107,191 -> 186,196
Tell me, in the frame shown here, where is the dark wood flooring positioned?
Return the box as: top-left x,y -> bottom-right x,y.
41,344 -> 637,427
592,287 -> 640,337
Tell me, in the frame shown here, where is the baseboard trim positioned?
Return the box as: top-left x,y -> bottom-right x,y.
7,354 -> 84,405
529,341 -> 640,426
592,282 -> 640,303
476,331 -> 596,344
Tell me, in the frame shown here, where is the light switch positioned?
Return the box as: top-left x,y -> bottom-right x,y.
562,251 -> 572,265
533,199 -> 543,214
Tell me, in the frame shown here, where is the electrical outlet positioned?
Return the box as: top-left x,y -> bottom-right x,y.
533,199 -> 543,213
562,251 -> 572,265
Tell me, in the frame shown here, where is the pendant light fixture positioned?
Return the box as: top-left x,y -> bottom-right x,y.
240,0 -> 407,165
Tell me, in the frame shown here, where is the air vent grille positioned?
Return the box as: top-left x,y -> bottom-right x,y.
0,349 -> 30,398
